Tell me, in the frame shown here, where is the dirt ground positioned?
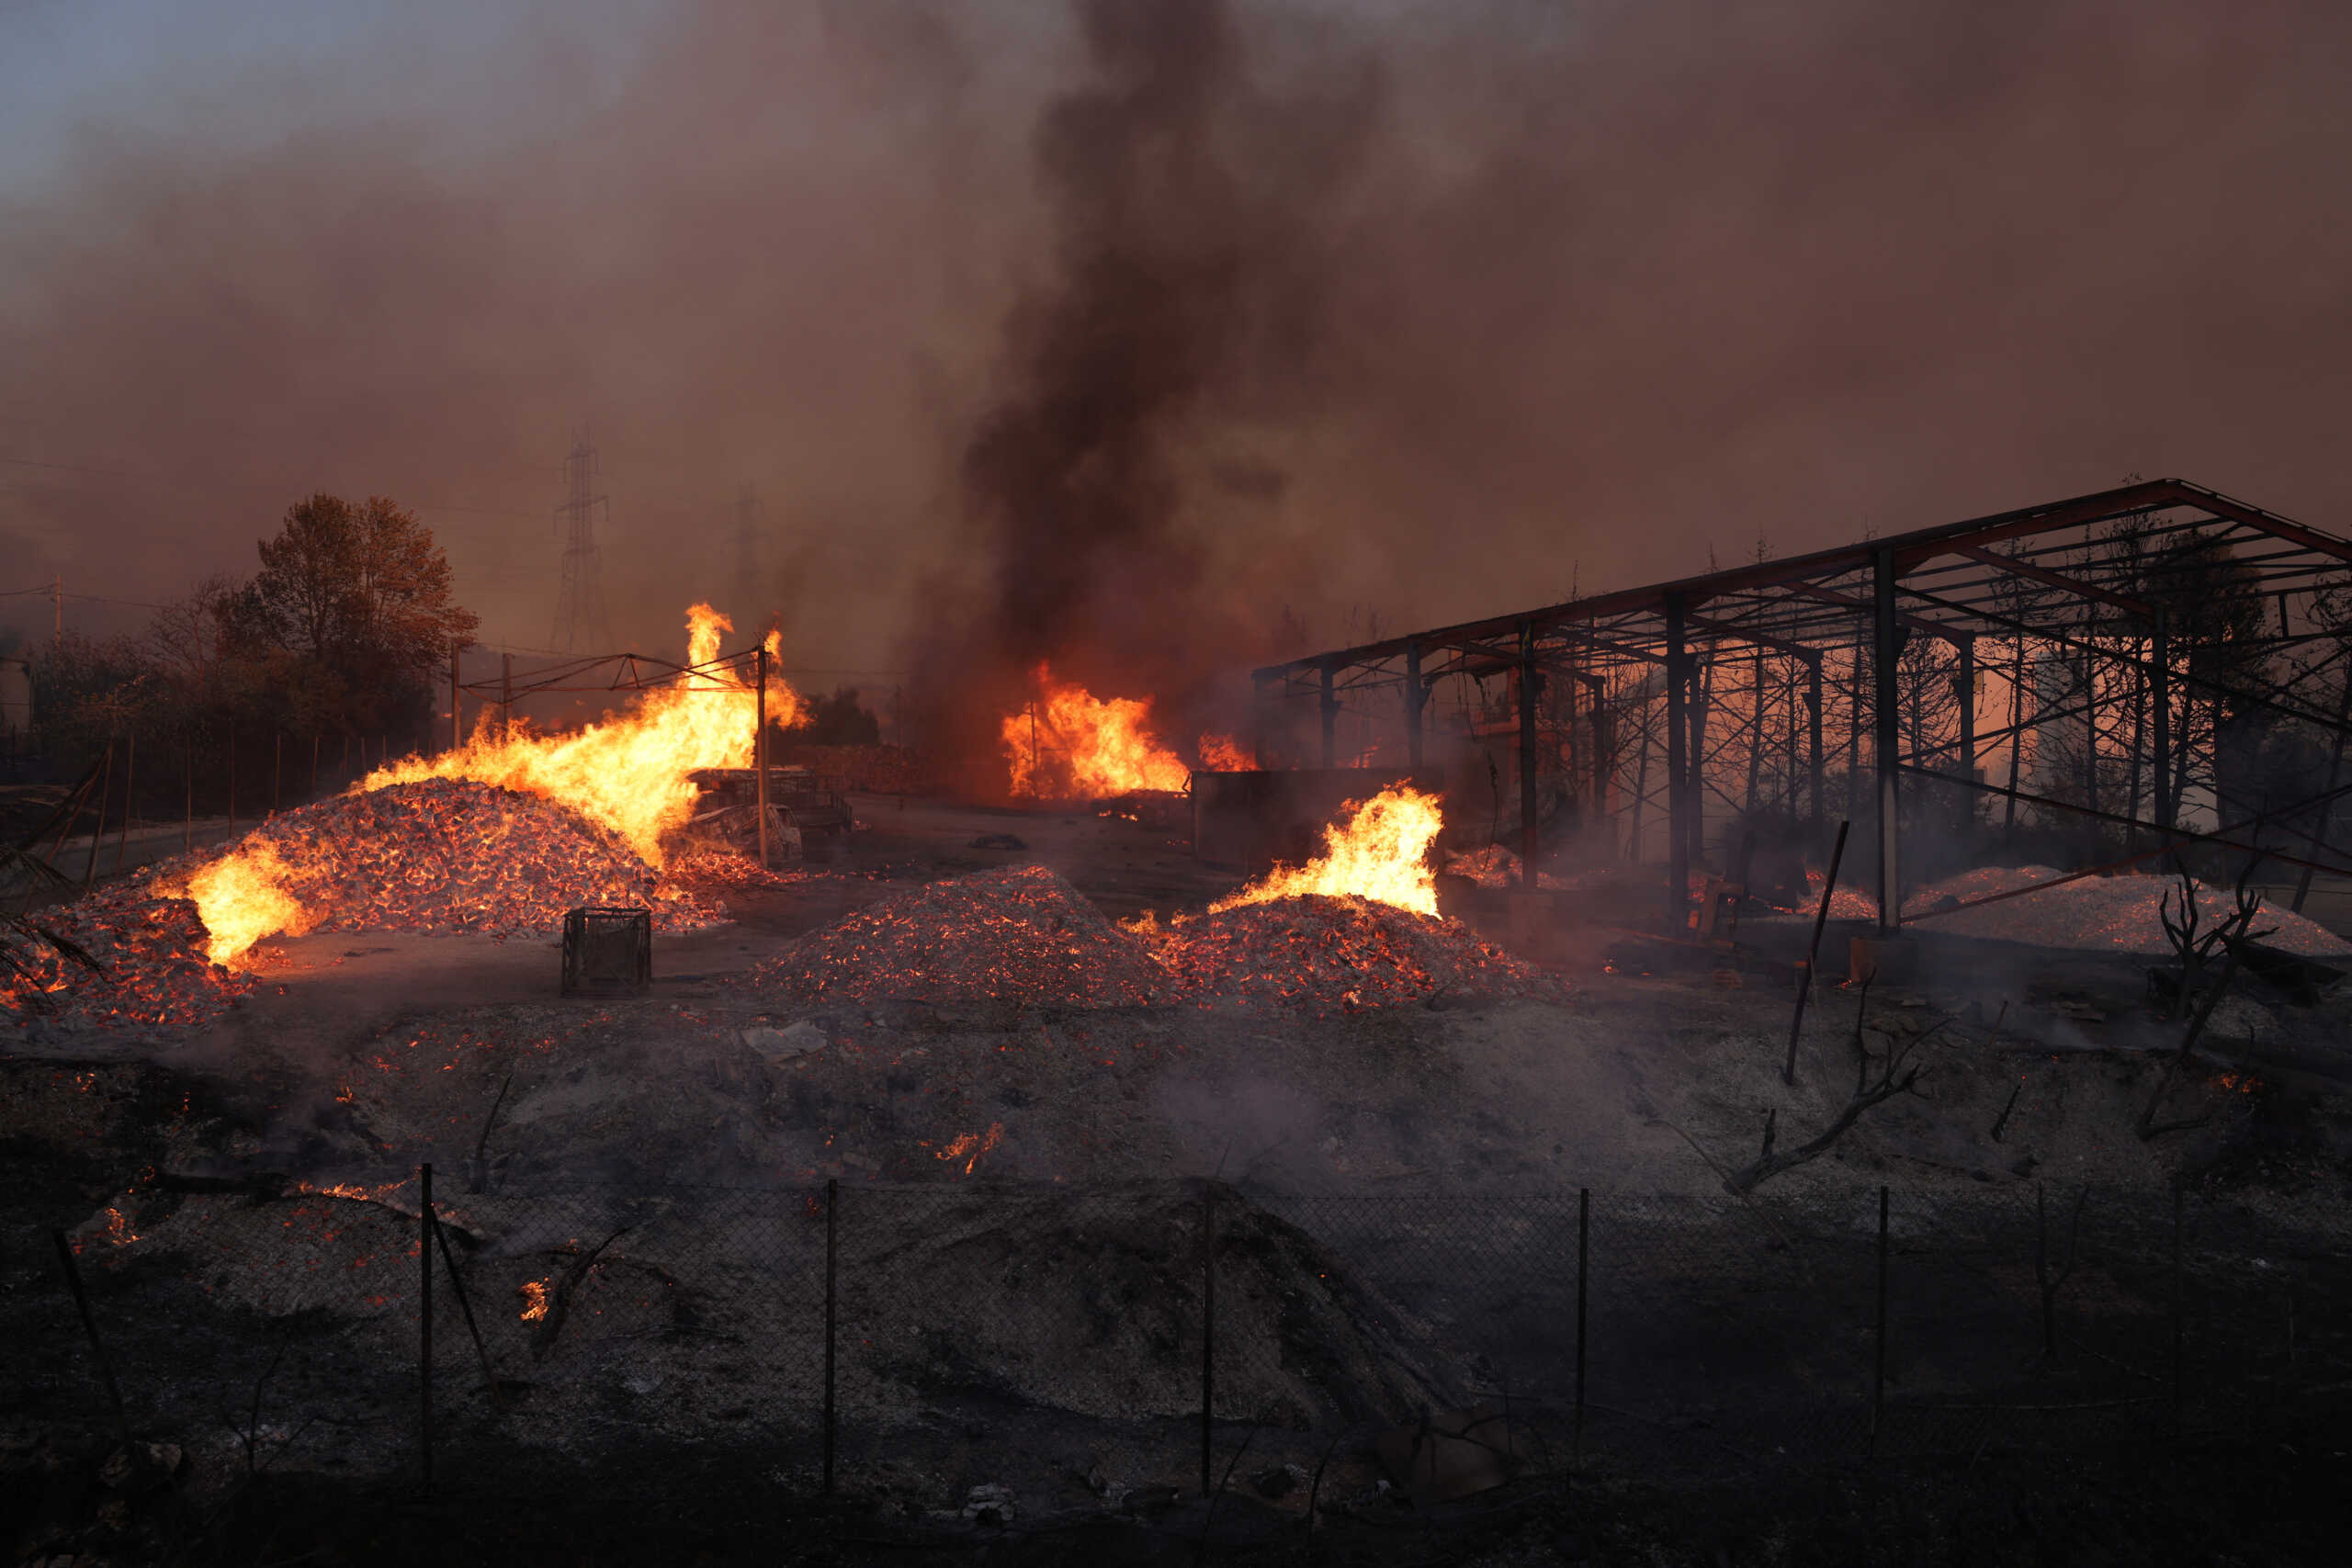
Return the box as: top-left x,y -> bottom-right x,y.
6,792 -> 2352,1563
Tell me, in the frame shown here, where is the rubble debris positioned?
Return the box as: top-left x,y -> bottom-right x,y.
962,1483 -> 1016,1524
2,889 -> 254,1031
743,1021 -> 827,1060
175,779 -> 720,964
1145,896 -> 1569,1014
736,865 -> 1177,1007
658,851 -> 805,891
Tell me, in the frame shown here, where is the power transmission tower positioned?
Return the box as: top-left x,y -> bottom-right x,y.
550,431 -> 614,653
733,483 -> 764,634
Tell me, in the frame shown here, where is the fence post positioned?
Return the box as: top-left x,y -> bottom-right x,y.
1868,1184 -> 1888,1460
2171,1185 -> 2184,1442
1574,1188 -> 1589,1473
419,1161 -> 434,1496
823,1178 -> 838,1497
1201,1178 -> 1216,1498
48,1229 -> 130,1444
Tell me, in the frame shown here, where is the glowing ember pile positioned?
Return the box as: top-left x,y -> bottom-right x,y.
366,604 -> 803,863
174,779 -> 717,965
2,887 -> 254,1030
738,864 -> 1175,1006
1001,664 -> 1247,798
1145,897 -> 1566,1014
1216,783 -> 1446,915
660,850 -> 807,891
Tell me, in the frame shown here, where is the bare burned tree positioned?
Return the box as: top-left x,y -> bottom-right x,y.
1724,980 -> 1932,1195
2141,861 -> 2275,1140
2156,857 -> 2274,1021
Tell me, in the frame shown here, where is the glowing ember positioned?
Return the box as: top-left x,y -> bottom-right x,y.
935,1123 -> 1005,1177
1,887 -> 254,1031
165,779 -> 716,967
739,865 -> 1174,1007
368,604 -> 806,863
520,1279 -> 550,1321
1146,895 -> 1567,1015
1213,784 -> 1446,917
183,838 -> 314,965
1001,665 -> 1192,797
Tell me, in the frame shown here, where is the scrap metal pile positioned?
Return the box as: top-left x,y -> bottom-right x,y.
3,887 -> 255,1031
221,778 -> 719,941
740,864 -> 1566,1014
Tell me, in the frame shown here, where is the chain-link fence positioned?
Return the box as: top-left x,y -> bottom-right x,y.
22,1172 -> 2349,1513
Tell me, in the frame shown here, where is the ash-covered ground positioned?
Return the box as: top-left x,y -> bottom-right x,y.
7,795 -> 2352,1564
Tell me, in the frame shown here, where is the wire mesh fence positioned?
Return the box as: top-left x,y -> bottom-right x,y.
18,1171 -> 2349,1508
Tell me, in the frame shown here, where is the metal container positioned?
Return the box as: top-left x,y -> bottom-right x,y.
561,906 -> 651,997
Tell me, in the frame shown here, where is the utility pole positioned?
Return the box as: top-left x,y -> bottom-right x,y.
734,484 -> 763,633
450,641 -> 463,750
550,431 -> 614,653
52,574 -> 62,646
755,645 -> 771,869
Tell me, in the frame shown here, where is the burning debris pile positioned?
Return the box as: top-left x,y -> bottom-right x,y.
367,603 -> 805,863
1143,897 -> 1568,1014
739,864 -> 1177,1007
2,888 -> 254,1031
176,779 -> 718,965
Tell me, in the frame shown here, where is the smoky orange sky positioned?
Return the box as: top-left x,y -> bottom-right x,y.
4,0 -> 2348,716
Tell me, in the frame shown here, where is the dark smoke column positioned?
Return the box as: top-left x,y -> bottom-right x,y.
912,0 -> 1363,790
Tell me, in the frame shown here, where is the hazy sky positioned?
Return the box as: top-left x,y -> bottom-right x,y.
4,0 -> 2348,702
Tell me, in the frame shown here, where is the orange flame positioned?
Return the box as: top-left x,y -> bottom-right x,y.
1001,666 -> 1191,797
1212,784 -> 1445,916
1197,734 -> 1255,772
520,1279 -> 550,1321
934,1122 -> 1005,1176
183,839 -> 314,965
367,604 -> 805,863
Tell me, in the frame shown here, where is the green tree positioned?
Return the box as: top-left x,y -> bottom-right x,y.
220,494 -> 479,735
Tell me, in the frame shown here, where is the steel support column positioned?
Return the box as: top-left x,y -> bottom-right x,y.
1873,549 -> 1902,934
1405,642 -> 1426,769
1519,621 -> 1541,889
1318,662 -> 1338,769
1250,670 -> 1271,770
2151,610 -> 2172,833
1666,593 -> 1690,935
1806,656 -> 1826,843
1957,637 -> 1976,782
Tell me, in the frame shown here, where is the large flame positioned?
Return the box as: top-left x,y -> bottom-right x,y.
1001,666 -> 1193,797
1197,734 -> 1256,772
184,839 -> 314,965
1211,784 -> 1445,916
367,604 -> 802,863
178,604 -> 795,966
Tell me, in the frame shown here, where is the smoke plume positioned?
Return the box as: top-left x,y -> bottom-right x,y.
911,0 -> 1378,769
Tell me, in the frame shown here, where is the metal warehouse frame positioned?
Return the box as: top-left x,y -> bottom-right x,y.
1252,479 -> 2352,938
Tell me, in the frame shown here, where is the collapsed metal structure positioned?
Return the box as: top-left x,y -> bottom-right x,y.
1253,479 -> 2352,938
